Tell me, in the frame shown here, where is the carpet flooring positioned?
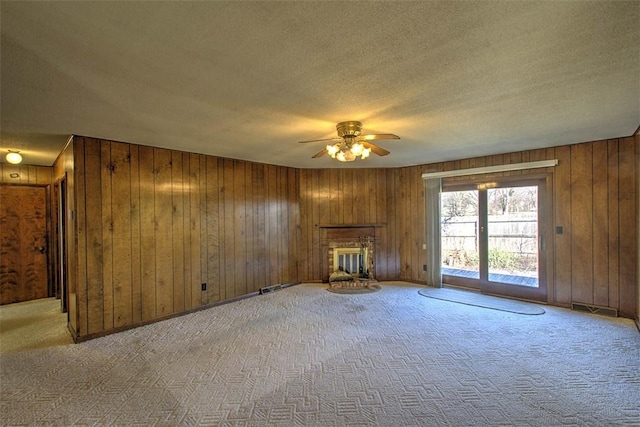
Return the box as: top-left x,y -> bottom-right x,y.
0,297 -> 73,354
1,282 -> 639,426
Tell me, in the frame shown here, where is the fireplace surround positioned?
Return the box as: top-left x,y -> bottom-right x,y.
319,224 -> 382,282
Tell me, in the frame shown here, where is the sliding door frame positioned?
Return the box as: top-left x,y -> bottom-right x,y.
441,173 -> 554,303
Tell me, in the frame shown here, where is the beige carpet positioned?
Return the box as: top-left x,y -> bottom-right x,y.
0,297 -> 72,355
1,282 -> 639,426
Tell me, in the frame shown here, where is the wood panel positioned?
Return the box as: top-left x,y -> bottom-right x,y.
618,136 -> 637,317
233,160 -> 246,296
171,151 -> 185,313
570,143 -> 594,304
154,148 -> 174,317
592,141 -> 609,306
84,138 -> 104,334
69,139 -> 82,336
377,169 -> 391,277
100,141 -> 114,329
189,153 -> 201,309
139,145 -> 157,321
253,163 -> 266,290
607,139 -> 620,312
244,162 -> 255,292
553,146 -> 572,305
288,167 -> 300,283
204,156 -> 218,304
266,165 -> 279,285
130,145 -> 142,323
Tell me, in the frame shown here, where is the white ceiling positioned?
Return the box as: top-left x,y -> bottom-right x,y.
1,1 -> 638,168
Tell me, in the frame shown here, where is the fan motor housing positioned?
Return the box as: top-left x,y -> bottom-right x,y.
336,121 -> 362,137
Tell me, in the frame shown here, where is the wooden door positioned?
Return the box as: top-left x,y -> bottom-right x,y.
0,185 -> 49,304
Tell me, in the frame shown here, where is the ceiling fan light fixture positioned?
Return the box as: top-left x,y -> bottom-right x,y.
299,120 -> 399,161
351,142 -> 364,156
326,144 -> 340,158
344,150 -> 356,162
329,142 -> 366,162
6,151 -> 22,164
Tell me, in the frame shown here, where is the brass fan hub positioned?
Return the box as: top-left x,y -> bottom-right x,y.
336,121 -> 362,137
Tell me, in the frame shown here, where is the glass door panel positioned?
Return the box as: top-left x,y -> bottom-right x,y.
487,186 -> 539,288
441,190 -> 480,282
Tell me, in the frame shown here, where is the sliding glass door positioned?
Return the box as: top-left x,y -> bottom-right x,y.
441,178 -> 548,301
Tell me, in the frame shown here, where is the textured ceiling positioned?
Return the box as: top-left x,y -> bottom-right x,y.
1,1 -> 638,168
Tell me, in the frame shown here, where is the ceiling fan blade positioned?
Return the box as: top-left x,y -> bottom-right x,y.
359,133 -> 400,141
312,148 -> 328,158
364,142 -> 390,157
298,137 -> 342,144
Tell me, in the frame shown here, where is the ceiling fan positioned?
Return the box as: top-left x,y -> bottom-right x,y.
298,121 -> 400,162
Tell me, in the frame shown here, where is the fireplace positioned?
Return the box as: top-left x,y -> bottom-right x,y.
328,237 -> 375,279
319,224 -> 380,282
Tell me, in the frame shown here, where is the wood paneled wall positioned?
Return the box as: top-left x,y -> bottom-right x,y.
0,163 -> 52,185
53,132 -> 638,339
60,136 -> 298,339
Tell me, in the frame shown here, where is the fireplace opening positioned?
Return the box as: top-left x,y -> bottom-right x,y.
334,247 -> 365,276
327,235 -> 375,281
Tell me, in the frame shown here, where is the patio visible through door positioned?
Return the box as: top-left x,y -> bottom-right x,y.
440,178 -> 548,301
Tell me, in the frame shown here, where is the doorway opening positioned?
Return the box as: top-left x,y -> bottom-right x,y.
57,176 -> 68,314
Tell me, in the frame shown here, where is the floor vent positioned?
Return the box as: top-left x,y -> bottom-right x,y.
260,284 -> 282,295
571,302 -> 618,317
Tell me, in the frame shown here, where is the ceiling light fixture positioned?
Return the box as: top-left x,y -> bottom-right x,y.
5,151 -> 23,164
300,121 -> 399,162
325,135 -> 372,162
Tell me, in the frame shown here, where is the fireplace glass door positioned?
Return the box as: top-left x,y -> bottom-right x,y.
334,248 -> 363,276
